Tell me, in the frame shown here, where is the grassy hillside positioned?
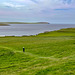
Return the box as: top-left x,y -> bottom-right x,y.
38,28 -> 75,37
0,28 -> 75,75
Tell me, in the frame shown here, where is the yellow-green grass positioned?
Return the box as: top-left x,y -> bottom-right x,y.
38,28 -> 75,37
0,28 -> 75,75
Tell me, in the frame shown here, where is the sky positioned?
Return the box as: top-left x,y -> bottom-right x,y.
0,0 -> 75,24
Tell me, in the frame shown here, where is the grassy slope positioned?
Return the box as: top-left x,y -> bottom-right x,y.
0,28 -> 75,75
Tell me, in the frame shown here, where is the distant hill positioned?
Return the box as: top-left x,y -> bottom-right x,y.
36,22 -> 50,24
0,22 -> 50,25
0,23 -> 9,26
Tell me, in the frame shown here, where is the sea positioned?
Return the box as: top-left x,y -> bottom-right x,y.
0,24 -> 75,36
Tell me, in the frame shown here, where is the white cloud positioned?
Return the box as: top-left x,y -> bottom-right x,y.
11,0 -> 36,4
9,0 -> 75,10
3,2 -> 25,9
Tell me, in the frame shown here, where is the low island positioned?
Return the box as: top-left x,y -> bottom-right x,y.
0,22 -> 50,26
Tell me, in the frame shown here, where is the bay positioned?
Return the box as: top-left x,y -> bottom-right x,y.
0,24 -> 75,36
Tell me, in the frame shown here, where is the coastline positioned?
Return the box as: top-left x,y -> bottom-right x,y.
0,28 -> 75,37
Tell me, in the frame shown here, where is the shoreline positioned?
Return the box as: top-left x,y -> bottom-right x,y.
0,28 -> 75,37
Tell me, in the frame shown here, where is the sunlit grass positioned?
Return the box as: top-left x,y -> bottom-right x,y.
0,28 -> 75,75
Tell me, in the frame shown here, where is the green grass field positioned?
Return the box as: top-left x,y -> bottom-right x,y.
0,28 -> 75,75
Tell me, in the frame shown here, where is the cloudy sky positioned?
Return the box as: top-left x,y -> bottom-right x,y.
0,0 -> 75,24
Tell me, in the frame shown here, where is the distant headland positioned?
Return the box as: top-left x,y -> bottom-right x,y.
0,23 -> 9,26
0,22 -> 50,26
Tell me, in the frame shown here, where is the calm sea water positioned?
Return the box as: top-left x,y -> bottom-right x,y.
0,24 -> 75,36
